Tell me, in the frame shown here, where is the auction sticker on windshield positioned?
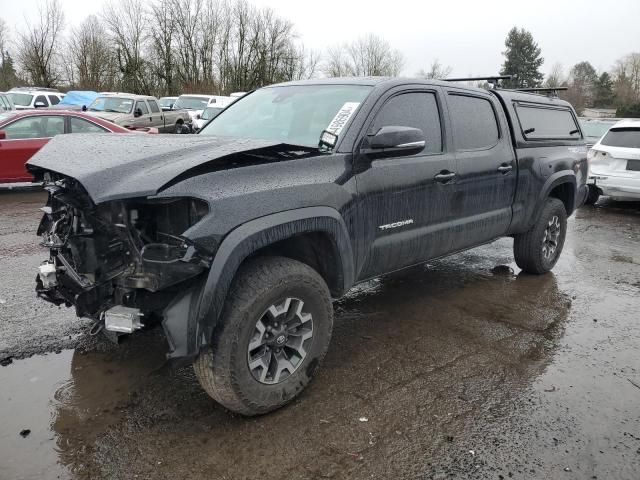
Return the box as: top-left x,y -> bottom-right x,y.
326,102 -> 360,136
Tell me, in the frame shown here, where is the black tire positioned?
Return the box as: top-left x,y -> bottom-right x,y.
193,256 -> 333,416
584,184 -> 600,205
514,198 -> 567,274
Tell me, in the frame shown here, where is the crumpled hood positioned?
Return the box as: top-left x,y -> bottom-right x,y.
27,134 -> 280,204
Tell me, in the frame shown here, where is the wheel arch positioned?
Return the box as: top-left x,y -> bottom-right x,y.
529,172 -> 577,229
163,207 -> 354,362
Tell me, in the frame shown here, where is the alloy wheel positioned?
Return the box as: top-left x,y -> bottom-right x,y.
247,297 -> 314,385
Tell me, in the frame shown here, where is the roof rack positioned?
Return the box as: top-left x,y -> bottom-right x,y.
445,75 -> 514,89
510,87 -> 568,98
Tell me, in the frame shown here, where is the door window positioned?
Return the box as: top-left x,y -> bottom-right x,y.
447,94 -> 499,150
3,116 -> 65,139
135,101 -> 149,115
371,92 -> 442,153
148,100 -> 160,113
48,95 -> 61,105
70,117 -> 108,133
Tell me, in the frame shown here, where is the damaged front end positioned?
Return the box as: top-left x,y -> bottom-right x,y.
36,173 -> 211,338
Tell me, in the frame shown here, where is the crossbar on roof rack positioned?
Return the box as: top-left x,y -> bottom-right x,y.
445,75 -> 513,82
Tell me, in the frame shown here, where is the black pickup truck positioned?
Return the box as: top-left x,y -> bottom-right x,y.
28,77 -> 588,415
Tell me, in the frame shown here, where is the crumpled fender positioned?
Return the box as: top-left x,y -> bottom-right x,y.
161,206 -> 355,363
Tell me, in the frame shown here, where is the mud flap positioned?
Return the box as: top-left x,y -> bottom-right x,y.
161,280 -> 204,367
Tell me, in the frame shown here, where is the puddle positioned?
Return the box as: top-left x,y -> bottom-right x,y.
0,342 -> 165,480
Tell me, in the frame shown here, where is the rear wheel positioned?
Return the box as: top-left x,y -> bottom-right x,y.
584,184 -> 600,205
513,198 -> 567,274
194,256 -> 333,416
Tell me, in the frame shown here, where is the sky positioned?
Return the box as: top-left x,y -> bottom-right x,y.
2,0 -> 639,78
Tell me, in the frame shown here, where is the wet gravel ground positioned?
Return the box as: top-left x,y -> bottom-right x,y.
0,189 -> 639,480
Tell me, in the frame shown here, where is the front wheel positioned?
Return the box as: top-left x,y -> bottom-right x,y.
194,256 -> 333,416
513,198 -> 567,274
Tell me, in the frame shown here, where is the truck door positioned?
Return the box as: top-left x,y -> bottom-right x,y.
443,89 -> 516,249
147,99 -> 164,130
354,87 -> 458,280
132,100 -> 151,129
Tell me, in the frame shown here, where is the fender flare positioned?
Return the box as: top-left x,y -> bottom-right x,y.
529,171 -> 577,229
179,207 -> 354,357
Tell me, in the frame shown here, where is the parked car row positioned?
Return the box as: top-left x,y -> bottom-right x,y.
0,86 -> 246,184
0,110 -> 145,183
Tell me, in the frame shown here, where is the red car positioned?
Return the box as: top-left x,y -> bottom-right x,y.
0,110 -> 135,184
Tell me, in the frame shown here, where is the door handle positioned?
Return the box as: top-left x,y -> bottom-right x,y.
497,164 -> 513,174
434,171 -> 456,183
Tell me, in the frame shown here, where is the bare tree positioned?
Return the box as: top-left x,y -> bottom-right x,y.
66,15 -> 116,91
102,0 -> 151,94
544,62 -> 565,88
416,59 -> 452,79
148,0 -> 177,95
324,34 -> 404,77
324,45 -> 350,77
612,53 -> 640,106
16,0 -> 65,87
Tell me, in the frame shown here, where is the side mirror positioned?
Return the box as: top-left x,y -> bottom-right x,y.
82,105 -> 87,112
134,108 -> 143,118
0,130 -> 6,140
34,101 -> 47,108
196,114 -> 201,119
366,126 -> 426,155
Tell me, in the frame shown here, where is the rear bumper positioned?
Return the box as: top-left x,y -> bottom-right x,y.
588,175 -> 640,199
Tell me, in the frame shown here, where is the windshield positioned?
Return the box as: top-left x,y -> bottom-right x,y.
199,84 -> 372,147
159,98 -> 175,108
174,96 -> 210,110
88,96 -> 134,114
580,120 -> 616,139
8,93 -> 33,107
202,107 -> 223,120
601,128 -> 640,148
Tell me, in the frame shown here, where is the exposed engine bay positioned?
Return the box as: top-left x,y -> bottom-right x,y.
36,173 -> 211,333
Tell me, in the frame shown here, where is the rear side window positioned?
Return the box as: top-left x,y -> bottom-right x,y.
600,128 -> 640,149
70,117 -> 108,133
34,95 -> 48,107
447,94 -> 499,150
371,91 -> 442,154
515,104 -> 580,140
148,100 -> 160,113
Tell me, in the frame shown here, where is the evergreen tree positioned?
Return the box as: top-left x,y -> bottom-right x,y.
594,72 -> 615,107
0,50 -> 18,91
500,27 -> 544,88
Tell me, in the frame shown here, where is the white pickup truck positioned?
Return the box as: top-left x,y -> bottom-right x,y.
86,93 -> 189,133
